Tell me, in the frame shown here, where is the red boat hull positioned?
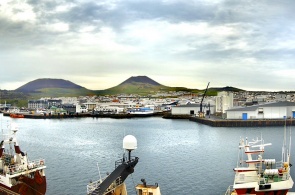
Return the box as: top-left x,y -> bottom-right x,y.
235,188 -> 288,195
0,175 -> 46,195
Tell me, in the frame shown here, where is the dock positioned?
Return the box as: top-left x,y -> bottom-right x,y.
3,112 -> 294,127
162,113 -> 295,127
189,116 -> 295,127
3,112 -> 91,119
2,112 -> 163,119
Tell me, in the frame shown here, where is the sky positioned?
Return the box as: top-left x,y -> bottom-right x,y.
0,0 -> 294,91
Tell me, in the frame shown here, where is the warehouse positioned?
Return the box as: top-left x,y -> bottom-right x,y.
226,101 -> 295,120
171,103 -> 215,116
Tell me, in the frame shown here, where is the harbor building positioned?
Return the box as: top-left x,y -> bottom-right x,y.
28,99 -> 62,109
171,103 -> 215,116
215,91 -> 233,114
28,100 -> 47,109
82,102 -> 97,111
226,101 -> 295,120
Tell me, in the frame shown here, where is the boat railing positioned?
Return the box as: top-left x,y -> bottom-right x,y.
28,158 -> 46,169
87,179 -> 103,194
104,177 -> 123,194
234,174 -> 259,183
87,176 -> 123,195
6,163 -> 27,175
262,161 -> 292,181
6,158 -> 45,175
115,156 -> 138,168
224,185 -> 234,195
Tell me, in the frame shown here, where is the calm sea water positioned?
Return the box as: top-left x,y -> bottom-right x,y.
1,114 -> 294,195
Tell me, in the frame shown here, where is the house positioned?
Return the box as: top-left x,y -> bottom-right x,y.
28,100 -> 47,109
62,104 -> 76,114
83,102 -> 97,111
226,101 -> 295,120
47,99 -> 62,107
76,104 -> 88,113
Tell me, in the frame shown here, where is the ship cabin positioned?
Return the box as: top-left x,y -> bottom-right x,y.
135,179 -> 161,195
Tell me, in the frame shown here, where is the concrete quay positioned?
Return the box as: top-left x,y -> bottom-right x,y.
189,116 -> 295,127
3,112 -> 163,119
3,112 -> 91,119
3,111 -> 294,127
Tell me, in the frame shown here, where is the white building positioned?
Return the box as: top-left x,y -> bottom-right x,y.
215,91 -> 233,113
275,94 -> 287,101
83,102 -> 97,111
76,104 -> 88,113
226,101 -> 295,120
171,103 -> 215,116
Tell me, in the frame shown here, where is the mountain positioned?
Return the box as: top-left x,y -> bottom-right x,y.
119,76 -> 161,86
15,78 -> 94,97
97,75 -> 194,95
16,78 -> 84,92
4,76 -> 245,101
209,86 -> 244,92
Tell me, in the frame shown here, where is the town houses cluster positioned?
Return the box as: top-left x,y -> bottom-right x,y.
1,90 -> 295,120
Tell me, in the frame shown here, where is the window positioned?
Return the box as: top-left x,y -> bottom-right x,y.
258,108 -> 263,114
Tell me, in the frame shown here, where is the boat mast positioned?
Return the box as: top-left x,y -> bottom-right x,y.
288,118 -> 292,163
282,117 -> 287,162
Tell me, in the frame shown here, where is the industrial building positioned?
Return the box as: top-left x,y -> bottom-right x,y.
215,91 -> 234,113
171,103 -> 215,116
226,101 -> 295,120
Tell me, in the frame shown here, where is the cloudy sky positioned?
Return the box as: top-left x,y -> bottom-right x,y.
0,0 -> 294,91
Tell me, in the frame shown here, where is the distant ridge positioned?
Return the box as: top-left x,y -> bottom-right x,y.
9,76 -> 244,99
16,78 -> 84,92
119,76 -> 161,86
209,86 -> 244,92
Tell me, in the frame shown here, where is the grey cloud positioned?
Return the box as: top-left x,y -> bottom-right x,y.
1,0 -> 295,91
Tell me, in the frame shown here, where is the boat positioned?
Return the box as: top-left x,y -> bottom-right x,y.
0,122 -> 46,194
225,122 -> 293,195
9,113 -> 24,118
87,135 -> 161,195
127,107 -> 154,116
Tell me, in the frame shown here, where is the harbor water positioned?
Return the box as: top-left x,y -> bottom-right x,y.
1,114 -> 294,195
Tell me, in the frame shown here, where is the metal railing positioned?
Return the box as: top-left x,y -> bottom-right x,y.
86,176 -> 123,195
6,158 -> 45,175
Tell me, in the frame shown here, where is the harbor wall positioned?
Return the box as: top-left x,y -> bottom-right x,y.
189,117 -> 295,127
2,112 -> 162,119
3,112 -> 294,127
3,112 -> 91,119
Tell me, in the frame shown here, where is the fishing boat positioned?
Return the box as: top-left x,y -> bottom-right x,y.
9,113 -> 24,118
127,107 -> 154,116
87,135 -> 161,195
225,123 -> 293,195
0,122 -> 46,194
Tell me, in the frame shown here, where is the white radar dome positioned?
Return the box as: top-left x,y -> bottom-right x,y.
123,135 -> 137,151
